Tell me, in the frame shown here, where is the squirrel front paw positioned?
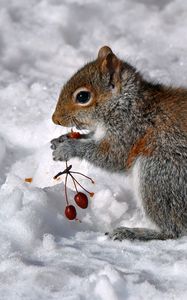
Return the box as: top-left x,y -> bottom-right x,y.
50,134 -> 68,150
52,139 -> 76,161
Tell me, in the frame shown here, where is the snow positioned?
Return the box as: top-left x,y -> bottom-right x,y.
0,0 -> 187,299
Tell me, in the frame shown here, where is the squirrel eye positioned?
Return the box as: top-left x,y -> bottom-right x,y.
76,91 -> 91,104
73,88 -> 92,105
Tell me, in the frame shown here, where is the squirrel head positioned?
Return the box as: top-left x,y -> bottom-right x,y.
52,46 -> 134,130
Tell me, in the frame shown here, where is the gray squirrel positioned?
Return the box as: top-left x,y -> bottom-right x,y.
51,46 -> 187,241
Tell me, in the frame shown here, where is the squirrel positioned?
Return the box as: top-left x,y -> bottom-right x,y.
51,46 -> 187,241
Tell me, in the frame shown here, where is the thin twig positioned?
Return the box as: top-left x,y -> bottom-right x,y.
53,165 -> 72,179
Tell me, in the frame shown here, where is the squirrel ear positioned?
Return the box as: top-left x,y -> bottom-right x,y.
98,47 -> 122,86
97,46 -> 113,60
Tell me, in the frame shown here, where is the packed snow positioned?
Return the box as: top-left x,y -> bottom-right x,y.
0,0 -> 187,299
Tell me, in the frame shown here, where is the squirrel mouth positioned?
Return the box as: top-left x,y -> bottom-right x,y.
72,117 -> 88,130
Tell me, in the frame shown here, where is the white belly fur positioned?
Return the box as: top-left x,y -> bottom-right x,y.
130,158 -> 159,231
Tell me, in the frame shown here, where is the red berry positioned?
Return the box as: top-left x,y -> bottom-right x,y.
67,131 -> 81,139
74,192 -> 88,209
65,205 -> 77,220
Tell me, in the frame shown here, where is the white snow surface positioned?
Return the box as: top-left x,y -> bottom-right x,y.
0,0 -> 187,299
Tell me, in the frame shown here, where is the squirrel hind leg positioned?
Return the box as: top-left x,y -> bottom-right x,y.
107,227 -> 178,241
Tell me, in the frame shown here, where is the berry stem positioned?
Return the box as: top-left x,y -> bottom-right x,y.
69,173 -> 91,195
71,176 -> 78,193
70,171 -> 95,183
64,172 -> 69,205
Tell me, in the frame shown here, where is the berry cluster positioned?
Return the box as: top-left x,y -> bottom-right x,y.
53,131 -> 94,220
54,161 -> 94,220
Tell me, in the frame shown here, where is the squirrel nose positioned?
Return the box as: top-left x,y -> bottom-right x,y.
52,113 -> 61,125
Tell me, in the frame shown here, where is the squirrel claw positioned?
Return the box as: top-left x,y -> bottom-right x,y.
50,143 -> 56,150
